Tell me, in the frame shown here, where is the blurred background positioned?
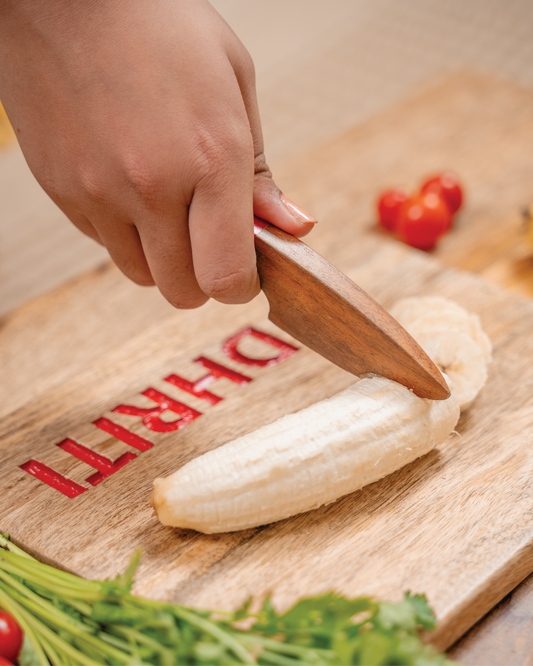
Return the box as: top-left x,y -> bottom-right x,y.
1,0 -> 533,315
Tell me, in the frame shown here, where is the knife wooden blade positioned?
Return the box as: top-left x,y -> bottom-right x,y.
254,219 -> 450,400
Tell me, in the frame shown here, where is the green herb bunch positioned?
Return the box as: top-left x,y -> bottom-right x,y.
0,534 -> 452,665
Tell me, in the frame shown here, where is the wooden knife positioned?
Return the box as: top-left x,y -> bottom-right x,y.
254,219 -> 450,400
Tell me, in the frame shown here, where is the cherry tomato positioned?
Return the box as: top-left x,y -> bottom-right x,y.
0,611 -> 23,663
421,172 -> 463,215
376,188 -> 409,232
0,656 -> 14,665
396,192 -> 451,251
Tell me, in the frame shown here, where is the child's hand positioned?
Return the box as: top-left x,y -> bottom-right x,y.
0,0 -> 316,308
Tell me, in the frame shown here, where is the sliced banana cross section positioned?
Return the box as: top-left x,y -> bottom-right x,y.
413,331 -> 487,411
152,297 -> 490,534
390,296 -> 492,410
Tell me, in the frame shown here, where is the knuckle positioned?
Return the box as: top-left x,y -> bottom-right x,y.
78,168 -> 109,208
194,131 -> 226,179
198,267 -> 256,302
193,126 -> 252,185
37,167 -> 75,209
121,153 -> 165,207
35,159 -> 110,212
253,152 -> 272,179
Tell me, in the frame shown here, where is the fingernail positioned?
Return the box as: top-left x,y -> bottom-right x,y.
280,194 -> 317,224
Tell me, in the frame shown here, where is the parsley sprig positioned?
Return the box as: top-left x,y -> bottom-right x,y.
0,534 -> 453,665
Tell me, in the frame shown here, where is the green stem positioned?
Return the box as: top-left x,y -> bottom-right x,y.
0,581 -> 130,666
18,609 -> 105,666
0,559 -> 101,599
0,534 -> 37,562
35,632 -> 63,666
0,569 -> 88,632
113,623 -> 169,651
0,549 -> 100,592
0,584 -> 50,666
233,632 -> 333,660
99,631 -> 136,654
0,580 -> 131,664
0,534 -> 37,561
258,650 -> 309,666
173,605 -> 257,664
64,597 -> 95,617
130,598 -> 256,664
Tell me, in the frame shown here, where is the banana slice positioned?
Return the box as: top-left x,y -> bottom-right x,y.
410,329 -> 487,411
390,296 -> 491,409
390,296 -> 492,362
390,296 -> 464,324
406,311 -> 492,364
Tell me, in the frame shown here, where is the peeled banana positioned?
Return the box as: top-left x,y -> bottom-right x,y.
152,297 -> 490,534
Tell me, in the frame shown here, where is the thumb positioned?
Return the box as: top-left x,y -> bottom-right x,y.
253,156 -> 317,238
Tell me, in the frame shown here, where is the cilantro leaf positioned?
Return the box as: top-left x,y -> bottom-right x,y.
376,600 -> 417,632
405,592 -> 437,631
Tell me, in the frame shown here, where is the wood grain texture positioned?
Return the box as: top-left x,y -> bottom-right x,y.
255,221 -> 449,399
2,72 -> 533,660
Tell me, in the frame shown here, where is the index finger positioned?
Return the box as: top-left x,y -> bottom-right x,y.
188,126 -> 260,305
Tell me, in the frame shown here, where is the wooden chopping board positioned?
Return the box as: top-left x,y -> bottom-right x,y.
1,237 -> 532,651
2,72 -> 533,652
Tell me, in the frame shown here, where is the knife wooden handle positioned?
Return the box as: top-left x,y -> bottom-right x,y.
253,218 -> 450,401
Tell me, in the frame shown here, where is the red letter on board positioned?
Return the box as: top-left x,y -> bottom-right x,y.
222,327 -> 298,366
57,438 -> 137,486
164,356 -> 252,405
113,388 -> 202,433
20,460 -> 88,498
93,417 -> 154,451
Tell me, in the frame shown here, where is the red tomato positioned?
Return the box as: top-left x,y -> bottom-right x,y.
0,657 -> 14,665
376,188 -> 409,232
396,192 -> 451,251
0,611 -> 23,663
421,172 -> 463,215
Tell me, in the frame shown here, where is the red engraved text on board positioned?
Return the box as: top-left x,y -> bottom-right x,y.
93,417 -> 154,451
165,356 -> 252,406
113,388 -> 202,433
57,438 -> 137,486
222,327 -> 299,366
20,460 -> 88,498
19,326 -> 299,496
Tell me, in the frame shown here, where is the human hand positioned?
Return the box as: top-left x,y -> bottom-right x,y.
0,0 -> 316,308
